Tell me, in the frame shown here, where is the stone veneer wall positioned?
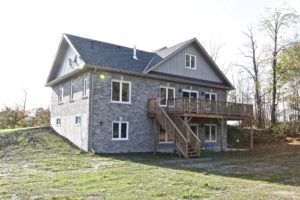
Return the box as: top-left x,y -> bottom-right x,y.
90,71 -> 227,153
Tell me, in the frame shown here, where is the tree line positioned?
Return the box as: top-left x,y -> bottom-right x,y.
230,6 -> 300,135
0,106 -> 50,129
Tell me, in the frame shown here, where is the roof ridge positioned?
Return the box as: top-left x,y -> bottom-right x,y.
64,33 -> 152,54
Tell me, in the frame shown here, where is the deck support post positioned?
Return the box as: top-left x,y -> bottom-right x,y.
153,119 -> 157,155
221,117 -> 224,151
250,119 -> 254,151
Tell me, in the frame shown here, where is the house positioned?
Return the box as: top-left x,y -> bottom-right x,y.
46,34 -> 253,158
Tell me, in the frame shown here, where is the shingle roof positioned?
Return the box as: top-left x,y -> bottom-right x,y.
54,34 -> 233,89
65,34 -> 161,73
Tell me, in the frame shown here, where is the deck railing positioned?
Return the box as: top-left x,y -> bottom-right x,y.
166,98 -> 253,118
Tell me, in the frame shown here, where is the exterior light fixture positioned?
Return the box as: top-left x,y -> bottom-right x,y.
100,74 -> 105,80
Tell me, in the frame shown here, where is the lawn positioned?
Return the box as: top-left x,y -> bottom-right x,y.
0,128 -> 300,199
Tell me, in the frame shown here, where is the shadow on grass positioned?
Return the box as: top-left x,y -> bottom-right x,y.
98,144 -> 300,187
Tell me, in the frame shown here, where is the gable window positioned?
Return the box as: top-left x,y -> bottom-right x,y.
83,75 -> 88,97
159,126 -> 173,143
112,121 -> 128,140
185,54 -> 196,69
58,88 -> 64,104
70,81 -> 74,101
204,124 -> 217,142
160,86 -> 175,107
111,80 -> 131,103
56,118 -> 61,127
75,116 -> 81,126
205,92 -> 217,101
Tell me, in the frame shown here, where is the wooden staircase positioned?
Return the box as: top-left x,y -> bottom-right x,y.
150,100 -> 201,158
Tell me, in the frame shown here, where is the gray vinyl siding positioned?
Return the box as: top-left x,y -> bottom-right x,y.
153,43 -> 223,83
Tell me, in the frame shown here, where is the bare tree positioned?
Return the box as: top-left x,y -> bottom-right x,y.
260,7 -> 299,124
237,27 -> 264,128
208,41 -> 225,62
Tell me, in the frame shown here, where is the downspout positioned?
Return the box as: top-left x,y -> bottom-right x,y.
88,68 -> 97,153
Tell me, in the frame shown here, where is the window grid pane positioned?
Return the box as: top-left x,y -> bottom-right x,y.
185,55 -> 190,67
168,88 -> 175,106
112,81 -> 120,101
122,82 -> 130,102
113,123 -> 119,138
205,126 -> 210,141
160,88 -> 167,106
121,123 -> 127,138
191,56 -> 196,68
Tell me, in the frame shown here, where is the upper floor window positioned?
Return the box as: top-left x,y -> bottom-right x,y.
111,80 -> 131,103
83,75 -> 88,97
70,81 -> 74,101
58,87 -> 63,104
185,54 -> 196,69
112,121 -> 129,140
205,92 -> 217,101
204,124 -> 217,142
160,86 -> 175,107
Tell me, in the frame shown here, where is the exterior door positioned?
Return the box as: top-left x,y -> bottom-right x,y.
204,93 -> 217,113
189,124 -> 199,138
183,90 -> 198,112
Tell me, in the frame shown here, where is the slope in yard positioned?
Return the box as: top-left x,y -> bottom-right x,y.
0,128 -> 300,199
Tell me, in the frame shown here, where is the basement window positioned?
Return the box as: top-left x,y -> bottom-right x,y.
159,125 -> 173,143
75,116 -> 81,126
112,121 -> 128,140
185,54 -> 196,69
204,124 -> 217,142
56,118 -> 61,127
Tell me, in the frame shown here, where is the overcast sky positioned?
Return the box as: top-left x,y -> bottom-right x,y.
0,0 -> 299,110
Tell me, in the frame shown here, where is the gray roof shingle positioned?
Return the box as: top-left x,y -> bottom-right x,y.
65,34 -> 162,73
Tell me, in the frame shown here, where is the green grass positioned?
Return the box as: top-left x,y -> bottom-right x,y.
0,128 -> 300,199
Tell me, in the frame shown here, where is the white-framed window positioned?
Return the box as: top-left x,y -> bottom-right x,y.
160,86 -> 175,107
112,121 -> 129,140
204,124 -> 217,142
111,80 -> 131,103
70,81 -> 75,101
75,116 -> 81,126
58,87 -> 64,104
83,75 -> 88,97
204,92 -> 217,101
185,54 -> 196,69
159,125 -> 173,143
56,118 -> 61,127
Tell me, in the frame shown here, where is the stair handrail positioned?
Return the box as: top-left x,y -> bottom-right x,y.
153,100 -> 189,158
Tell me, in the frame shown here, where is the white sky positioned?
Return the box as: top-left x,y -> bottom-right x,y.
0,0 -> 299,109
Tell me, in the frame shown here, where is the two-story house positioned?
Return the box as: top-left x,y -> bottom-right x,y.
46,34 -> 253,158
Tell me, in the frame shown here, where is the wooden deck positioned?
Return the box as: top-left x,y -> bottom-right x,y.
148,98 -> 253,120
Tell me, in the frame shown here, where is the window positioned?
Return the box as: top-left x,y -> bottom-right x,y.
58,87 -> 63,104
75,116 -> 81,125
159,126 -> 173,143
83,75 -> 88,97
70,81 -> 74,101
204,124 -> 217,142
160,86 -> 175,107
56,118 -> 61,127
111,80 -> 131,103
185,54 -> 196,69
112,121 -> 128,140
204,92 -> 217,101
